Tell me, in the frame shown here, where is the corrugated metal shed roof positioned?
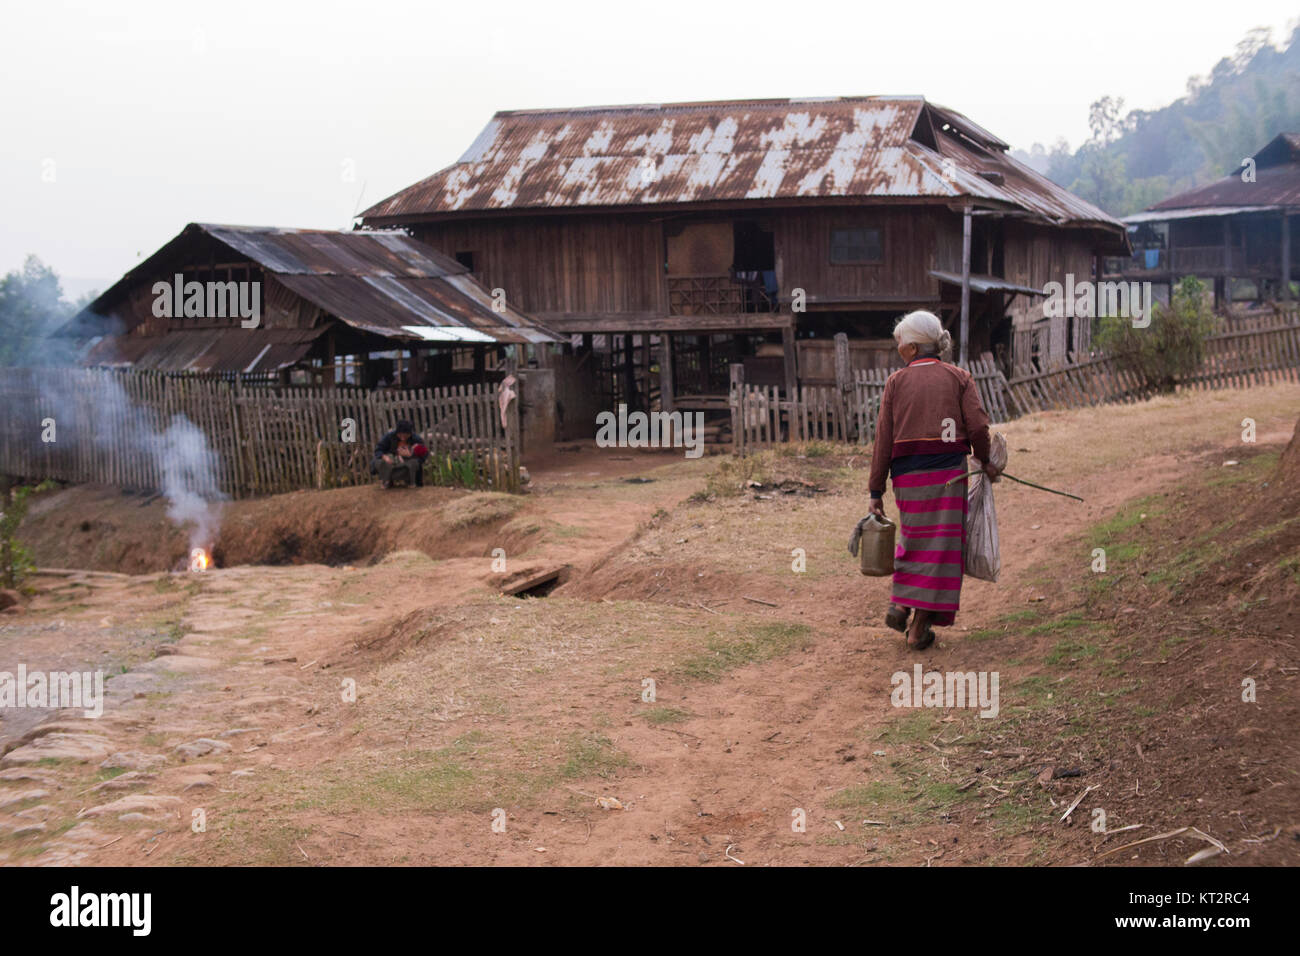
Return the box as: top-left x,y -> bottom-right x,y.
76,224 -> 561,352
361,97 -> 1124,234
1124,205 -> 1280,224
199,224 -> 468,279
1143,133 -> 1300,213
81,327 -> 320,373
929,270 -> 1048,297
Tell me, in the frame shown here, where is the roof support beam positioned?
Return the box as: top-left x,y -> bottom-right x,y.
536,312 -> 794,334
1283,211 -> 1292,301
960,204 -> 972,367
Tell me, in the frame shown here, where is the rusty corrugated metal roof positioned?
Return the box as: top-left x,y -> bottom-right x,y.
76,224 -> 562,349
200,224 -> 467,278
82,327 -> 320,373
361,96 -> 1124,234
1144,133 -> 1300,213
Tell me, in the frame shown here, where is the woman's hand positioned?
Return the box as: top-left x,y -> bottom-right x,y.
982,460 -> 1002,482
868,496 -> 885,518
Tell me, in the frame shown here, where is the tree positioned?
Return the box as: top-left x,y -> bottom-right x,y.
1086,96 -> 1127,145
1067,97 -> 1134,213
0,255 -> 90,366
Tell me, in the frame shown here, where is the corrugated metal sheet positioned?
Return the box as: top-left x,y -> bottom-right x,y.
1145,133 -> 1300,213
82,327 -> 319,373
274,273 -> 554,344
78,224 -> 562,347
362,97 -> 1124,233
202,224 -> 466,278
1124,205 -> 1280,224
929,270 -> 1047,297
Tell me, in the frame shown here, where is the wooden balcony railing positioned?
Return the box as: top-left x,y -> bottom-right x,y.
667,274 -> 778,316
1107,246 -> 1282,278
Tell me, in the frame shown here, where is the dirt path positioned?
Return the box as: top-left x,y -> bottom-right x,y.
2,385 -> 1296,866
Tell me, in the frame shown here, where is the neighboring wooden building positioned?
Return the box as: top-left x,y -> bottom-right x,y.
360,97 -> 1128,428
65,223 -> 561,388
1108,133 -> 1299,307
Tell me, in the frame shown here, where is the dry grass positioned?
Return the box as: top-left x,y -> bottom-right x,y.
441,493 -> 524,530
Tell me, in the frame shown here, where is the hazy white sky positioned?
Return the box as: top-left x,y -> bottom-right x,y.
3,0 -> 1297,291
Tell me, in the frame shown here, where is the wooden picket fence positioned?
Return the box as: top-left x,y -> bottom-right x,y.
1008,317 -> 1300,413
1007,354 -> 1156,414
0,367 -> 520,497
731,317 -> 1300,454
1185,319 -> 1300,389
730,353 -> 1013,453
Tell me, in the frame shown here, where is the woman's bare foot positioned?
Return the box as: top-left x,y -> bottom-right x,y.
907,609 -> 935,649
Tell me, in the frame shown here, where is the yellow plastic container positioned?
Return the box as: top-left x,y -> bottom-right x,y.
858,514 -> 896,576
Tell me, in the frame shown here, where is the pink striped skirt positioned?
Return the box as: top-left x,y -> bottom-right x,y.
891,464 -> 967,627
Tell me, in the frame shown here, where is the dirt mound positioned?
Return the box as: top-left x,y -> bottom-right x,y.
18,483 -> 541,573
340,592 -> 460,664
19,485 -> 192,574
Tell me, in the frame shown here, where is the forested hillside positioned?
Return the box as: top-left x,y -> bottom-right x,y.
1012,23 -> 1300,216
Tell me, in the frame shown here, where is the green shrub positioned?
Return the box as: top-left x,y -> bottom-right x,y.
425,452 -> 479,488
1,484 -> 36,589
1096,275 -> 1216,393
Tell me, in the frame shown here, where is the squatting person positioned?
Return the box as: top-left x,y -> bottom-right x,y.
371,419 -> 429,488
867,311 -> 1000,650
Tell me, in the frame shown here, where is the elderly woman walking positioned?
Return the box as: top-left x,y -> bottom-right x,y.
867,311 -> 999,649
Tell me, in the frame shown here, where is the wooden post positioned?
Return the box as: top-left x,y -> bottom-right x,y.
1282,212 -> 1292,302
729,363 -> 744,455
659,334 -> 675,413
641,333 -> 652,407
622,335 -> 637,412
960,205 -> 972,367
833,332 -> 851,441
782,323 -> 798,402
1222,218 -> 1233,308
1167,220 -> 1176,288
325,327 -> 336,388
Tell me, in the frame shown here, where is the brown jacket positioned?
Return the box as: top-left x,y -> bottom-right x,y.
868,357 -> 991,495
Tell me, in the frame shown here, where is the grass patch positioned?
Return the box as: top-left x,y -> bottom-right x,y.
642,706 -> 692,725
993,797 -> 1043,832
702,454 -> 772,499
1204,450 -> 1279,488
876,710 -> 940,744
442,493 -> 523,530
1089,496 -> 1161,542
292,730 -> 629,815
828,773 -> 980,824
1025,613 -> 1092,636
1044,639 -> 1103,665
559,733 -> 628,780
828,781 -> 908,810
546,523 -> 589,540
675,622 -> 811,682
780,441 -> 835,459
1008,674 -> 1069,712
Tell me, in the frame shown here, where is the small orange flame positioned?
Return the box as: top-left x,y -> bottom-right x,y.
189,548 -> 210,572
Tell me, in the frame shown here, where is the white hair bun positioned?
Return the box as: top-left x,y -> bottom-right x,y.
895,311 -> 948,351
